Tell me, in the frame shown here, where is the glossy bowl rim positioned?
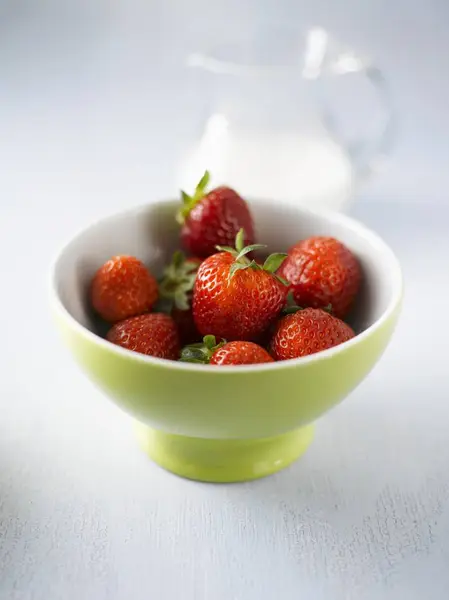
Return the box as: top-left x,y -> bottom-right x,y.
49,198 -> 403,374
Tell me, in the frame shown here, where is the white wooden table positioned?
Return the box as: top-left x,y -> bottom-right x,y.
1,3 -> 448,599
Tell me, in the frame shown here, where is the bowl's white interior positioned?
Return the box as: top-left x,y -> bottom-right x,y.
53,200 -> 401,337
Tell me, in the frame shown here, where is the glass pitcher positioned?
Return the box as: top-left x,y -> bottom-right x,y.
177,26 -> 394,211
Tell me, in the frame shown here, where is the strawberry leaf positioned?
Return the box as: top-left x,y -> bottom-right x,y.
179,347 -> 208,363
174,290 -> 190,311
224,230 -> 290,283
229,262 -> 250,278
216,245 -> 238,256
282,305 -> 304,315
176,208 -> 187,225
247,259 -> 262,270
282,292 -> 304,314
235,244 -> 267,261
159,251 -> 200,311
196,170 -> 210,193
275,274 -> 290,286
181,191 -> 191,205
235,229 -> 245,253
176,171 -> 210,224
263,253 -> 287,274
180,335 -> 226,364
203,335 -> 217,350
285,290 -> 296,306
172,250 -> 185,269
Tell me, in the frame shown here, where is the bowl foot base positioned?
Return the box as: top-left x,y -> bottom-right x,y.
134,423 -> 315,483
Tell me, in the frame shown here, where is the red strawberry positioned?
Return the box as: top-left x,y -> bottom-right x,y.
107,313 -> 180,359
278,236 -> 361,319
158,251 -> 201,344
270,308 -> 355,361
180,335 -> 273,366
211,341 -> 273,365
91,256 -> 158,323
193,230 -> 288,341
177,171 -> 255,258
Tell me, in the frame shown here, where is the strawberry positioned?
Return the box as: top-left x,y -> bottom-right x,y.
193,229 -> 288,341
278,236 -> 361,319
211,341 -> 274,365
158,251 -> 201,344
177,171 -> 255,258
91,255 -> 158,323
270,307 -> 355,361
106,313 -> 180,359
181,335 -> 273,366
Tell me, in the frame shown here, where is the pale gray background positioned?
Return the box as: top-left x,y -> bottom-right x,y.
0,2 -> 448,599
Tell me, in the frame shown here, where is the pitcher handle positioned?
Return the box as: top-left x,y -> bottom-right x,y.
304,27 -> 396,183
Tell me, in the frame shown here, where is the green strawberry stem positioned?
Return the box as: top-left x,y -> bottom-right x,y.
180,335 -> 226,364
216,228 -> 288,284
158,251 -> 199,311
176,170 -> 210,225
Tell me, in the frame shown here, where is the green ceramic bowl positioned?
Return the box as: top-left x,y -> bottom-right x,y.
50,200 -> 402,482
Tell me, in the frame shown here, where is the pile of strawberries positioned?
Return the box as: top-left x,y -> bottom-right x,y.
91,172 -> 361,366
